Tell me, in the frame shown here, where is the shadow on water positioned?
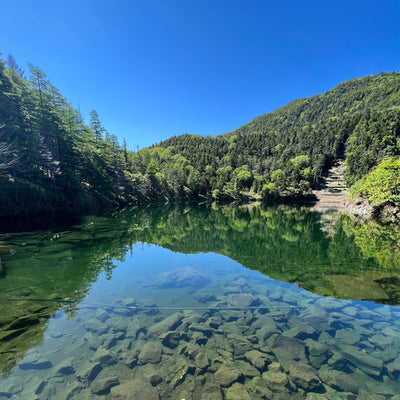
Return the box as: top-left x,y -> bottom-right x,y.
0,202 -> 399,377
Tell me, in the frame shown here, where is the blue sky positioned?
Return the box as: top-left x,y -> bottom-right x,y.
2,0 -> 399,149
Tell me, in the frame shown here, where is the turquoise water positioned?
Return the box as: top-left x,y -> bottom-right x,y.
0,204 -> 399,399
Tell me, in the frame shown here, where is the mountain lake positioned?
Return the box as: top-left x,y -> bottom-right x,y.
0,203 -> 399,399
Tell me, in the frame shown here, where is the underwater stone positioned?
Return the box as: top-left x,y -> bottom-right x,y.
245,349 -> 271,370
327,351 -> 348,370
335,329 -> 361,345
283,324 -> 316,341
234,360 -> 260,378
304,339 -> 332,369
91,346 -> 116,365
357,390 -> 387,400
227,293 -> 254,307
149,373 -> 163,386
227,333 -> 253,356
267,333 -> 308,372
214,362 -> 242,387
248,376 -> 273,399
189,322 -> 213,336
368,333 -> 396,349
91,375 -> 119,395
342,346 -> 383,376
387,356 -> 400,380
305,394 -> 330,400
57,381 -> 85,400
83,332 -> 102,350
190,331 -> 208,345
110,379 -> 160,400
218,309 -> 246,322
226,383 -> 251,400
156,267 -> 210,289
159,330 -> 183,349
288,362 -> 322,391
315,296 -> 343,311
198,383 -> 223,400
110,316 -> 128,333
95,308 -> 109,323
75,361 -> 102,383
217,321 -> 245,335
342,306 -> 359,317
103,330 -> 126,349
138,342 -> 162,364
147,312 -> 184,337
83,318 -> 108,334
261,370 -> 289,391
194,352 -> 209,370
170,364 -> 193,389
318,366 -> 360,394
206,314 -> 222,329
183,342 -> 201,358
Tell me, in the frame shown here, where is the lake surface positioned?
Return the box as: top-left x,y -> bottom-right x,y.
0,203 -> 399,399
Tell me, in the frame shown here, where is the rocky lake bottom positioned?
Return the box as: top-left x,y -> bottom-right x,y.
0,245 -> 399,400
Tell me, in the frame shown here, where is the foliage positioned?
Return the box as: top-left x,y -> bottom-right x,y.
1,52 -> 400,226
349,157 -> 400,206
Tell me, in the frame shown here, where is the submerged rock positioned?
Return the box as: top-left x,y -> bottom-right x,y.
335,329 -> 361,345
283,324 -> 316,341
91,346 -> 116,365
83,318 -> 108,334
147,312 -> 184,337
198,383 -> 223,400
304,339 -> 332,369
387,356 -> 400,380
110,379 -> 159,400
342,346 -> 383,376
75,361 -> 102,383
319,367 -> 360,394
288,362 -> 322,391
95,308 -> 109,323
226,383 -> 251,400
261,369 -> 289,392
247,376 -> 273,399
214,362 -> 242,387
227,293 -> 255,307
156,267 -> 210,289
245,349 -> 271,371
91,375 -> 119,394
138,342 -> 162,364
267,333 -> 308,371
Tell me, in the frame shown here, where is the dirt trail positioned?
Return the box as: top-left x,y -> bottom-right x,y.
312,162 -> 348,210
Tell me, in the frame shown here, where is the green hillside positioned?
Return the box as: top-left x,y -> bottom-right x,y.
154,72 -> 400,203
1,53 -> 399,228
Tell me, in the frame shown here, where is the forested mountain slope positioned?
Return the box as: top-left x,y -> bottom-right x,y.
154,72 -> 400,204
1,52 -> 399,228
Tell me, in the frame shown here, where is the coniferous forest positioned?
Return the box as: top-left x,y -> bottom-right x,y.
1,54 -> 400,228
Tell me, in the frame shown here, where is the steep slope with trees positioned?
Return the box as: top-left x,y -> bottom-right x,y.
152,73 -> 400,205
1,53 -> 399,228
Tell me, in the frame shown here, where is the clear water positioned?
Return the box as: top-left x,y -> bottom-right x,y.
0,204 -> 399,399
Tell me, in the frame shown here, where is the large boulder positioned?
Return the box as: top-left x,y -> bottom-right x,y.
110,380 -> 159,400
288,362 -> 322,391
138,342 -> 162,365
267,333 -> 308,371
156,267 -> 210,289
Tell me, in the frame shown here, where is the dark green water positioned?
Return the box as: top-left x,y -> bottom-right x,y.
0,203 -> 399,399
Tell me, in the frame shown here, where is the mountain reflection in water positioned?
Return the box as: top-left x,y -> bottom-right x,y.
0,203 -> 399,399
